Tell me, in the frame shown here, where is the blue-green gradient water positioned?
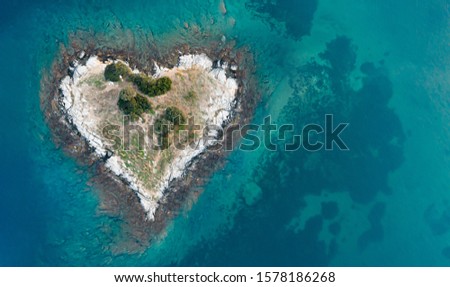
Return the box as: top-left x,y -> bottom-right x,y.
0,0 -> 449,266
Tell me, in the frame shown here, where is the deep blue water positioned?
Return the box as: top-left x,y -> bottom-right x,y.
0,0 -> 449,266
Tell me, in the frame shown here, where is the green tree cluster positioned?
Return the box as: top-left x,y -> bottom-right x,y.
117,87 -> 151,120
104,62 -> 172,96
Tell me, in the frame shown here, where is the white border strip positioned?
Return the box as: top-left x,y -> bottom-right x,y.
1,267 -> 449,287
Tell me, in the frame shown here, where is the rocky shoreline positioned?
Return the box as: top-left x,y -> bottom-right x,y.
40,35 -> 259,253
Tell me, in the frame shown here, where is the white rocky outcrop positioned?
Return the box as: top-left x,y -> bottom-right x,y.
177,54 -> 238,126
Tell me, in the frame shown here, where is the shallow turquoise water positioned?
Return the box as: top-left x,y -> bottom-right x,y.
0,0 -> 449,266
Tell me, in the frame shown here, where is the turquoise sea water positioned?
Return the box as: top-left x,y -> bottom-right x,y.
0,0 -> 449,266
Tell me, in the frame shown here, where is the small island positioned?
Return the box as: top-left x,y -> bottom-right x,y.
40,35 -> 258,250
60,53 -> 239,219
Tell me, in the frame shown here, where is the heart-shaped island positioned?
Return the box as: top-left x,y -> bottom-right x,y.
60,54 -> 238,219
41,40 -> 258,248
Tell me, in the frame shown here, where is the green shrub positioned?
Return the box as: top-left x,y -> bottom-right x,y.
130,74 -> 172,97
104,62 -> 131,82
117,88 -> 151,120
152,107 -> 186,149
154,107 -> 186,133
154,77 -> 172,95
119,86 -> 135,101
135,94 -> 151,112
154,117 -> 171,136
164,106 -> 186,125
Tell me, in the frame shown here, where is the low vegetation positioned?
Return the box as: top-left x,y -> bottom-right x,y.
183,90 -> 197,102
154,107 -> 187,148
